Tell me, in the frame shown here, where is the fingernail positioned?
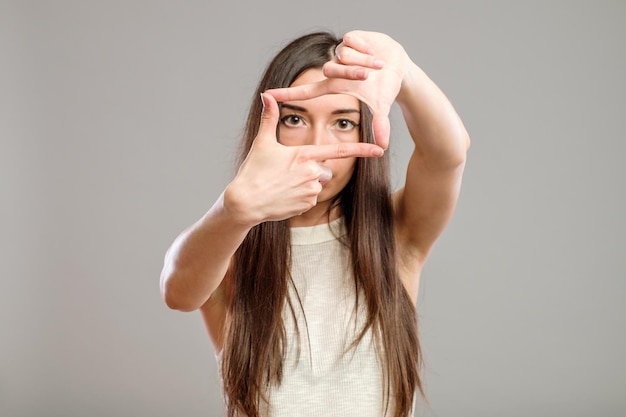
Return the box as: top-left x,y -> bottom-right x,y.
373,59 -> 384,69
260,93 -> 266,111
318,163 -> 333,182
372,147 -> 384,157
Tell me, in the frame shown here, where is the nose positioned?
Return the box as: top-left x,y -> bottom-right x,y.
309,125 -> 330,146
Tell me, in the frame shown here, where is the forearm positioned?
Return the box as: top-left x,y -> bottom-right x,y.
160,191 -> 253,312
397,63 -> 470,168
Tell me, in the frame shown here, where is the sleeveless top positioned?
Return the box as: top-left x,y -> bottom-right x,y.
219,218 -> 400,416
262,218 -> 394,417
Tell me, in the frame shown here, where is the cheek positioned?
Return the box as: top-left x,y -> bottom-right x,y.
329,158 -> 357,179
331,129 -> 361,145
278,138 -> 300,146
277,128 -> 304,146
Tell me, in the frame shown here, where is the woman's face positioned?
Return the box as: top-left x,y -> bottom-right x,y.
278,68 -> 361,212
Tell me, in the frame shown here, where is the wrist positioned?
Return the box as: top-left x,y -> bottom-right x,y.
222,182 -> 263,229
396,61 -> 425,108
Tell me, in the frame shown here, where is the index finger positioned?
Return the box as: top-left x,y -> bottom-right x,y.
265,81 -> 331,103
297,142 -> 384,161
341,31 -> 376,55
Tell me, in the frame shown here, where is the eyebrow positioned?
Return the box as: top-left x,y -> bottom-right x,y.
280,103 -> 360,115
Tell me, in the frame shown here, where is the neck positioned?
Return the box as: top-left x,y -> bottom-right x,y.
288,202 -> 341,227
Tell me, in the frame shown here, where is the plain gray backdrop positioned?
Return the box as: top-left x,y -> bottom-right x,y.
2,1 -> 625,416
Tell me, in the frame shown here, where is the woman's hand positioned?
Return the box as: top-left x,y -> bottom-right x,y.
224,93 -> 384,226
266,30 -> 412,150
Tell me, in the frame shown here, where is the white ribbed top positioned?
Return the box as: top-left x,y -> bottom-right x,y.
256,218 -> 391,417
217,218 -> 402,416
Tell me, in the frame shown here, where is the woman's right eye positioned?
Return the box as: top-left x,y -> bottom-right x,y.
280,114 -> 304,127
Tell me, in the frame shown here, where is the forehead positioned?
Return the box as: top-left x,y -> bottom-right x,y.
287,68 -> 360,111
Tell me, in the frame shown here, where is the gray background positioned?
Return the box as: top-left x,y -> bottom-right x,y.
2,1 -> 625,416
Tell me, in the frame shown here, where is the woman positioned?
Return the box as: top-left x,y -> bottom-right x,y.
160,30 -> 469,417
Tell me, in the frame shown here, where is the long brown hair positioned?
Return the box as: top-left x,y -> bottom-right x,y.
222,31 -> 423,417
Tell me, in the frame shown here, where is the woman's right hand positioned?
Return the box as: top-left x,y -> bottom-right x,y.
224,93 -> 383,226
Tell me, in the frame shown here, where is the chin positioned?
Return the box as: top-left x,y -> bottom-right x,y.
317,187 -> 342,205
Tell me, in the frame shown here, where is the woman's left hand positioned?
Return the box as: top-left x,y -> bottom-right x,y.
265,30 -> 411,150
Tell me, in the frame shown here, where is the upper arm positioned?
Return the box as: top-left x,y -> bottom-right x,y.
393,152 -> 467,263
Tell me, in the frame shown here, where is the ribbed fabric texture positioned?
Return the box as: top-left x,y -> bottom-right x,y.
217,218 -> 400,416
256,218 -> 390,417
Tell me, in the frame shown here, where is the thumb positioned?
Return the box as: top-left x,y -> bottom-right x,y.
372,113 -> 390,150
256,92 -> 280,143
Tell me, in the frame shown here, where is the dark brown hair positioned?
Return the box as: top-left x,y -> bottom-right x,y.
222,31 -> 422,417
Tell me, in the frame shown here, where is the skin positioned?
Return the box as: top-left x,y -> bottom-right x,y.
160,30 -> 470,352
277,68 -> 363,226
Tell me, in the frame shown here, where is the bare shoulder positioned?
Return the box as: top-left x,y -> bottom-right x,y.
199,271 -> 232,353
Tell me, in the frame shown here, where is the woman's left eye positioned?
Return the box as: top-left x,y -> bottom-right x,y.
335,119 -> 359,131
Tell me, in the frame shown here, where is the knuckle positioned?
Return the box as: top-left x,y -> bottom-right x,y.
307,194 -> 319,209
338,46 -> 352,60
352,67 -> 366,79
304,180 -> 322,198
322,61 -> 338,76
302,161 -> 320,179
335,143 -> 349,159
296,147 -> 313,161
298,197 -> 316,213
